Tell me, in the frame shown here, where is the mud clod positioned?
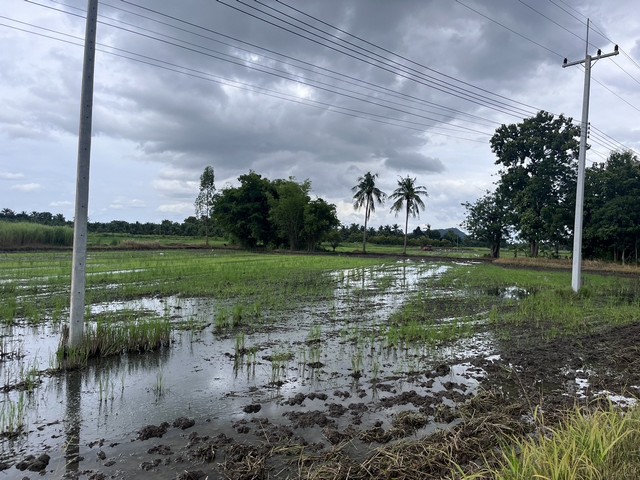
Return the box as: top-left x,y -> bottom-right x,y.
15,454 -> 50,472
140,458 -> 162,471
138,422 -> 170,440
243,403 -> 262,413
173,417 -> 195,430
284,410 -> 335,428
307,392 -> 328,401
147,445 -> 172,455
327,403 -> 348,417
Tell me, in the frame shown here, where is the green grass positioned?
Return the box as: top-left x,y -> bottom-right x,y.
469,404 -> 640,479
0,250 -> 390,326
57,316 -> 172,369
0,221 -> 73,248
439,262 -> 640,340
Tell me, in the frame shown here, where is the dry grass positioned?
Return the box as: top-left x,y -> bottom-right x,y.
494,256 -> 640,275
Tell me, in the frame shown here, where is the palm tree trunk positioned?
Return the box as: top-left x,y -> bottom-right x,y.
403,206 -> 409,255
362,198 -> 369,253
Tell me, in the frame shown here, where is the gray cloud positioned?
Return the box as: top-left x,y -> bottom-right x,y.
0,0 -> 638,228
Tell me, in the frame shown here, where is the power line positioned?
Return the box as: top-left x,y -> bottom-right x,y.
0,18 -> 489,143
455,0 -> 565,59
274,0 -> 544,115
517,0 -> 588,45
14,1 -> 639,156
21,3 -> 496,136
213,0 -> 538,118
99,0 -> 500,127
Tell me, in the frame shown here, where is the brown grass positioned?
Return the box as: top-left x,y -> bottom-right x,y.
494,256 -> 640,275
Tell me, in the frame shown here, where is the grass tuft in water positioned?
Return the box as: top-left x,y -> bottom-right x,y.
56,316 -> 171,369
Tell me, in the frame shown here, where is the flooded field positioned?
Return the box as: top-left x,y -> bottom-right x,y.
1,251 -> 639,479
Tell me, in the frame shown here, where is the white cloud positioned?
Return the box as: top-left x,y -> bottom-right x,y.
11,183 -> 41,192
108,197 -> 147,210
0,171 -> 24,180
50,200 -> 72,207
157,203 -> 194,215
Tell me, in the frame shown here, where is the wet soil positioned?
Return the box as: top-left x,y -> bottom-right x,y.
5,321 -> 639,479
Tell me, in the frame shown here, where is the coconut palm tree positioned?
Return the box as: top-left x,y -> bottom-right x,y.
389,176 -> 428,254
352,172 -> 386,253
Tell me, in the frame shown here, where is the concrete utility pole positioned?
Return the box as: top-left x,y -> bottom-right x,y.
563,19 -> 618,293
69,0 -> 99,348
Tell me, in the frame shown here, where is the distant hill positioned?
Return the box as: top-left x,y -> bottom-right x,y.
435,227 -> 467,240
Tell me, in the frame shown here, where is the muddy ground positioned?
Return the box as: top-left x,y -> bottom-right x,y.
5,319 -> 640,480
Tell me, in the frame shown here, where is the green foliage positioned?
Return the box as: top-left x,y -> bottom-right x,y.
0,221 -> 73,248
214,171 -> 277,248
57,317 -> 172,369
352,172 -> 386,253
302,198 -> 339,251
491,111 -> 580,257
462,190 -> 510,258
389,176 -> 428,254
194,165 -> 217,245
584,150 -> 640,263
269,178 -> 310,250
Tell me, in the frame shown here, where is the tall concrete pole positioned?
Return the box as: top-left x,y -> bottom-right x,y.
69,0 -> 99,348
563,19 -> 618,293
570,55 -> 591,293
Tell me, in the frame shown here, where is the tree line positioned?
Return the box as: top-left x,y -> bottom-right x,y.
463,110 -> 640,263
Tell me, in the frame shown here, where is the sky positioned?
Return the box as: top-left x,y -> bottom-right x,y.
1,0 -> 639,232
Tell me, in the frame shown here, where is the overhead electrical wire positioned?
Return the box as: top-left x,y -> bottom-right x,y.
93,0 -> 500,128
14,0 -> 640,155
212,0 -> 539,118
454,0 -> 640,136
264,0 -> 640,156
273,0 -> 545,115
19,3 -> 495,137
0,17 -> 489,143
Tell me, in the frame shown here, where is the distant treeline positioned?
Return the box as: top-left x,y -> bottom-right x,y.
0,207 -> 474,249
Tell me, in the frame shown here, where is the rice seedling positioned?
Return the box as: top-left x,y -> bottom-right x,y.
235,332 -> 246,356
56,316 -> 172,369
151,371 -> 167,399
307,325 -> 322,344
268,348 -> 293,386
0,392 -> 27,438
350,346 -> 364,378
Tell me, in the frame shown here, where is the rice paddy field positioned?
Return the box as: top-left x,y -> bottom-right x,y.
1,249 -> 640,479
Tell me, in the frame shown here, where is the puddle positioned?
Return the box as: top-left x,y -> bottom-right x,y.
0,260 -> 499,477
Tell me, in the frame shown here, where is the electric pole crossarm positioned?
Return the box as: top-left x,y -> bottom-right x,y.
563,48 -> 619,68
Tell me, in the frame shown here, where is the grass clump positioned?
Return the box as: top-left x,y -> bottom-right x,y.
472,404 -> 640,480
57,317 -> 171,369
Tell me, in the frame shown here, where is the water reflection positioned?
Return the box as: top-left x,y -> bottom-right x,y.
64,370 -> 81,473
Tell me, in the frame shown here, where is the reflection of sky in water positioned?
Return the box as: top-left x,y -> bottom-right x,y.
1,260 -> 497,473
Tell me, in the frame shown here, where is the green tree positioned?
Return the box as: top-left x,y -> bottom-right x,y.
195,166 -> 216,246
584,150 -> 640,263
269,178 -> 310,250
213,171 -> 276,249
302,198 -> 339,251
462,190 -> 510,258
325,228 -> 342,252
491,111 -> 580,257
352,172 -> 386,253
389,176 -> 428,254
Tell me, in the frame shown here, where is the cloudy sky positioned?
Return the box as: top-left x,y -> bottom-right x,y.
1,0 -> 639,231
